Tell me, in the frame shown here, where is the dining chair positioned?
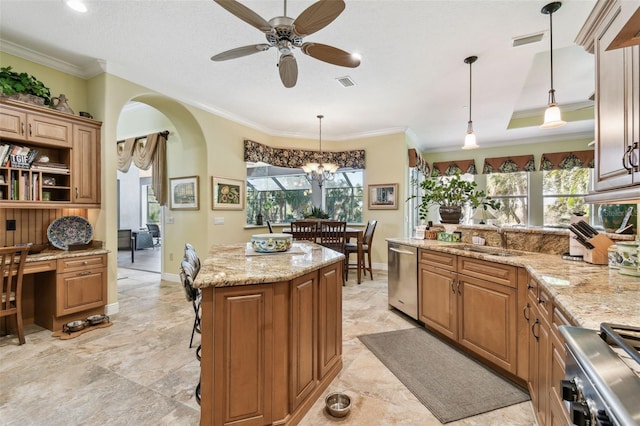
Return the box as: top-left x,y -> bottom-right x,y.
346,219 -> 377,281
180,259 -> 201,348
0,245 -> 29,345
291,220 -> 318,242
319,221 -> 348,282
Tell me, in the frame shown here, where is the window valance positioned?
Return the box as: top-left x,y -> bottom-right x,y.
430,159 -> 476,176
244,139 -> 365,169
408,148 -> 430,175
483,154 -> 536,174
540,150 -> 594,170
116,131 -> 168,206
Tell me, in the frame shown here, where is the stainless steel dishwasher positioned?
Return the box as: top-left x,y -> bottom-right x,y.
387,242 -> 418,319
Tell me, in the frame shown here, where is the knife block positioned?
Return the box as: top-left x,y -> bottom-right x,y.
583,234 -> 615,265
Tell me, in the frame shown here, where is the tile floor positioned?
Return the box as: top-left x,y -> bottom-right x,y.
0,269 -> 536,425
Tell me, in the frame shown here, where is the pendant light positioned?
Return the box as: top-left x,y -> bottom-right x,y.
540,2 -> 566,129
301,115 -> 338,188
462,55 -> 479,150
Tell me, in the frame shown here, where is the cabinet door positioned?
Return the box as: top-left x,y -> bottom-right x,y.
56,267 -> 107,316
213,285 -> 273,426
458,275 -> 517,374
419,263 -> 458,340
27,112 -> 72,147
528,293 -> 551,426
72,123 -> 100,204
0,105 -> 27,140
291,272 -> 317,410
594,5 -> 636,190
549,307 -> 571,425
318,262 -> 342,380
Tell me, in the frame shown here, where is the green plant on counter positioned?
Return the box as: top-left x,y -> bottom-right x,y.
0,66 -> 52,105
410,172 -> 501,221
303,206 -> 330,219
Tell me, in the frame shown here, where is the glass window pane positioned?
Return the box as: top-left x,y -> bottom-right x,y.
543,169 -> 590,195
486,172 -> 527,196
273,175 -> 311,190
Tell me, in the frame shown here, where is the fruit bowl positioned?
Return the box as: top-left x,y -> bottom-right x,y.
250,233 -> 292,253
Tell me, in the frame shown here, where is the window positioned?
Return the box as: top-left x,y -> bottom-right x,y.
542,168 -> 591,226
246,163 -> 363,224
486,172 -> 528,225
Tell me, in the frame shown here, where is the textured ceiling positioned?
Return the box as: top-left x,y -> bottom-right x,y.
0,0 -> 598,151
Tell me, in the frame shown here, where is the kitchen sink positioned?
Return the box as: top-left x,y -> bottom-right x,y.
461,245 -> 523,257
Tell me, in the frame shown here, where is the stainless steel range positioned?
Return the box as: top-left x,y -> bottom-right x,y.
559,323 -> 640,426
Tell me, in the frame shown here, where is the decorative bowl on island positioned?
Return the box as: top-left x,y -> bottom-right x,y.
251,233 -> 292,253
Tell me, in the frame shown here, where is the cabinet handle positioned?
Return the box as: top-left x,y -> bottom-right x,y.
630,142 -> 640,172
450,280 -> 456,294
537,297 -> 546,306
623,144 -> 635,173
77,271 -> 92,276
28,123 -> 32,137
456,279 -> 461,296
531,318 -> 540,342
21,122 -> 25,135
75,187 -> 79,198
523,302 -> 531,322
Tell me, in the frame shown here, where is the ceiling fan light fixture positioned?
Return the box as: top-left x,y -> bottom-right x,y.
540,2 -> 566,129
462,55 -> 479,150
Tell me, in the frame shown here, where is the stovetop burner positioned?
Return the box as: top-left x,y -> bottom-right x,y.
600,323 -> 640,365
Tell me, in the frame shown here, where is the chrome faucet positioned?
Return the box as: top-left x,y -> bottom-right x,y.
494,224 -> 507,250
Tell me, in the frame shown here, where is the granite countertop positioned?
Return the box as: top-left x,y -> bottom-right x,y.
25,244 -> 109,262
386,237 -> 640,330
194,241 -> 345,289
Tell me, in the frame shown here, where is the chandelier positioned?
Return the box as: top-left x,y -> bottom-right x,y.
301,114 -> 338,187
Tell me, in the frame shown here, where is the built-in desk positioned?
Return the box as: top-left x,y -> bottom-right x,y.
19,248 -> 109,332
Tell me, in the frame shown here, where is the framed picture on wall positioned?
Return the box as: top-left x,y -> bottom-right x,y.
368,183 -> 398,210
212,177 -> 245,210
169,176 -> 199,210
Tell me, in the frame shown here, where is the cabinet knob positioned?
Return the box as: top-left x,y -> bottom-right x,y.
83,261 -> 88,265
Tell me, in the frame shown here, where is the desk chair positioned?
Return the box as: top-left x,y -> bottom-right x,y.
0,245 -> 29,345
291,220 -> 318,242
346,219 -> 377,281
146,223 -> 161,247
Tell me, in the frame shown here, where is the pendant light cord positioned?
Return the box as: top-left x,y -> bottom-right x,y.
468,60 -> 473,123
318,114 -> 323,162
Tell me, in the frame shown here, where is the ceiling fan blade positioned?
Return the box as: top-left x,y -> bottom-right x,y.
293,0 -> 345,36
211,44 -> 271,61
278,54 -> 298,88
301,42 -> 360,68
214,0 -> 272,33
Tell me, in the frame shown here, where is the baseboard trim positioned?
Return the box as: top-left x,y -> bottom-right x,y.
105,302 -> 119,316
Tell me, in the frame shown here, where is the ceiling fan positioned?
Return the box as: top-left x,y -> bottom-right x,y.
211,0 -> 360,88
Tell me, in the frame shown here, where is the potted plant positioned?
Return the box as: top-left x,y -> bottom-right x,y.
303,206 -> 330,219
412,172 -> 500,224
0,66 -> 52,106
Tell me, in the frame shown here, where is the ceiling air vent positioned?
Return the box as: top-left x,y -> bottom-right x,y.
512,32 -> 544,47
336,76 -> 356,88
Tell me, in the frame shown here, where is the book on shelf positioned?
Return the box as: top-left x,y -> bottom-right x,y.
31,161 -> 69,173
0,144 -> 39,169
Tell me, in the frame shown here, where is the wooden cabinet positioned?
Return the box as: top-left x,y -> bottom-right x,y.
30,253 -> 108,332
418,250 -> 518,374
56,254 -> 107,316
526,276 -> 573,426
577,1 -> 640,197
200,261 -> 343,426
0,99 -> 101,207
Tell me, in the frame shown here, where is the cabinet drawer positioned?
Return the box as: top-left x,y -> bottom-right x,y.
27,113 -> 73,147
56,267 -> 107,316
457,256 -> 517,288
58,254 -> 107,273
419,249 -> 456,271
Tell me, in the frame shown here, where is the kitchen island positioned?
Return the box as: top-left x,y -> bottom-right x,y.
194,241 -> 344,426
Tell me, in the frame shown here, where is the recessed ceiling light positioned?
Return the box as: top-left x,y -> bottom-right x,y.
66,0 -> 87,13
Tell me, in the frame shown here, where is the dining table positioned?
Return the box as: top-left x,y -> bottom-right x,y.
282,226 -> 364,284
